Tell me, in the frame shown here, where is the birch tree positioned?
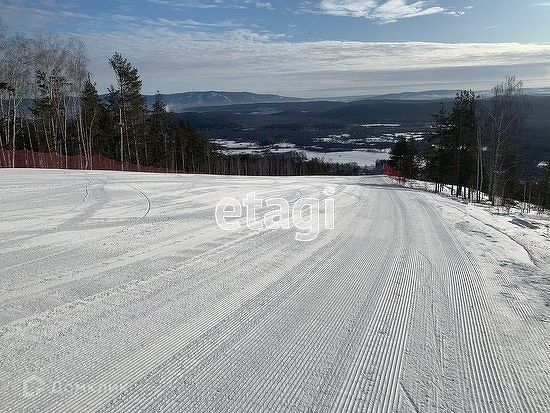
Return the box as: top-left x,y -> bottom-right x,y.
0,34 -> 33,166
483,76 -> 528,206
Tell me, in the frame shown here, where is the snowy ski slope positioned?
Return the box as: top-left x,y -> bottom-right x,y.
0,169 -> 548,412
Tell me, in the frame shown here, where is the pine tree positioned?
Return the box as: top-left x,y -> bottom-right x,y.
425,104 -> 451,192
80,76 -> 102,167
390,137 -> 419,179
450,90 -> 478,199
108,52 -> 145,167
148,92 -> 169,168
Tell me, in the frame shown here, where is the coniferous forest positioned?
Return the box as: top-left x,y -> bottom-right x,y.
388,81 -> 550,212
0,29 -> 358,176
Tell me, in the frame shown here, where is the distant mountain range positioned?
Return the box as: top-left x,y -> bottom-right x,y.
366,90 -> 465,101
137,88 -> 550,111
143,91 -> 303,112
346,87 -> 550,101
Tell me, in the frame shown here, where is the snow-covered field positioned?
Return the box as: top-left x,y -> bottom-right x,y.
299,150 -> 389,167
213,139 -> 390,167
0,169 -> 548,412
222,147 -> 389,167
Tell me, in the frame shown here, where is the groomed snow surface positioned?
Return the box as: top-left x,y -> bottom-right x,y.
0,169 -> 549,412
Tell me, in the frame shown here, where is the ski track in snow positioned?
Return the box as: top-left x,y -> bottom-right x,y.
0,169 -> 548,413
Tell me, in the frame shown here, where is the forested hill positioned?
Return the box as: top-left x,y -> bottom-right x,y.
141,91 -> 303,112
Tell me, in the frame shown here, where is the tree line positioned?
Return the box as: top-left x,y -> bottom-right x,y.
389,77 -> 550,212
0,28 -> 359,176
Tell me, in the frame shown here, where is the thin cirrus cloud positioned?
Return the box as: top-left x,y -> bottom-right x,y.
317,0 -> 447,22
147,0 -> 275,9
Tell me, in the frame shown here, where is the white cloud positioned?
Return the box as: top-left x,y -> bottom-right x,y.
142,17 -> 241,29
81,25 -> 550,96
2,0 -> 549,97
0,1 -> 241,34
318,0 -> 447,22
146,0 -> 273,9
0,1 -> 93,29
253,1 -> 275,10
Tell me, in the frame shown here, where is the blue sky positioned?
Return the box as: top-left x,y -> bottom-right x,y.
2,0 -> 550,97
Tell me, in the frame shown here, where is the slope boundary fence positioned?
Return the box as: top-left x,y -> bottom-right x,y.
0,150 -> 178,174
